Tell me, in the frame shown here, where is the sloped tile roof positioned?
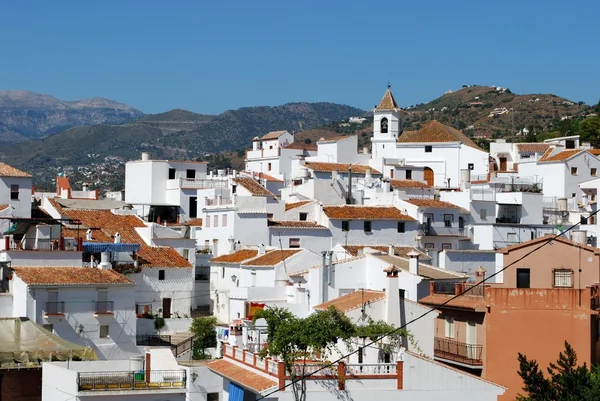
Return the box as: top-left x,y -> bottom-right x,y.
316,135 -> 355,143
499,234 -> 600,255
242,249 -> 302,267
283,141 -> 318,151
59,209 -> 192,268
342,245 -> 432,260
405,199 -> 462,209
538,149 -> 583,162
210,249 -> 259,264
304,162 -> 381,175
390,180 -> 432,189
376,88 -> 399,110
267,220 -> 327,229
261,130 -> 288,140
182,218 -> 203,226
233,178 -> 275,197
516,143 -> 551,153
314,290 -> 386,312
419,293 -> 487,311
0,204 -> 9,212
397,120 -> 484,151
0,162 -> 31,178
253,172 -> 283,183
207,359 -> 277,393
13,266 -> 133,286
373,254 -> 467,280
589,149 -> 600,156
285,201 -> 312,211
322,205 -> 415,221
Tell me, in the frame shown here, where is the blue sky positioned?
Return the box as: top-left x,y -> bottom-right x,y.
1,1 -> 598,114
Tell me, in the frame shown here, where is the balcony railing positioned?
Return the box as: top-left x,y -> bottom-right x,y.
8,238 -> 79,251
434,337 -> 483,366
432,282 -> 457,295
418,223 -> 467,237
136,335 -> 172,346
431,281 -> 486,297
177,178 -> 228,189
205,197 -> 233,206
45,301 -> 65,315
77,370 -> 187,391
95,301 -> 114,315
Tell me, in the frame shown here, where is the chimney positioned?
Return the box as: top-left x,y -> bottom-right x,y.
99,252 -> 112,269
385,268 -> 401,327
407,250 -> 420,275
388,244 -> 394,256
321,251 -> 328,303
86,229 -> 93,241
82,182 -> 89,192
141,152 -> 149,161
258,243 -> 265,255
474,266 -> 486,284
363,147 -> 368,155
114,232 -> 121,244
365,168 -> 372,180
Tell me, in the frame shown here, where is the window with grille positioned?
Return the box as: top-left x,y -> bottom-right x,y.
10,185 -> 19,200
553,269 -> 573,288
444,214 -> 453,227
289,238 -> 300,248
444,317 -> 455,338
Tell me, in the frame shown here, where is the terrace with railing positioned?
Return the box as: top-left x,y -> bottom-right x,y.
431,281 -> 486,297
77,369 -> 186,392
418,223 -> 467,237
205,196 -> 234,207
434,337 -> 483,366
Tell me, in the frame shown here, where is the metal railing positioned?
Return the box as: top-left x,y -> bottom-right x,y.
205,197 -> 233,206
136,335 -> 172,346
419,223 -> 466,237
178,178 -> 228,189
434,337 -> 483,365
95,301 -> 114,315
433,282 -> 456,295
172,336 -> 196,357
45,301 -> 65,315
77,370 -> 187,391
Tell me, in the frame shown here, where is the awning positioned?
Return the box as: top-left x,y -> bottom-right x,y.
82,242 -> 140,253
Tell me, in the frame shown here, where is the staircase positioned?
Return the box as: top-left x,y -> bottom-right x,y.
171,332 -> 196,359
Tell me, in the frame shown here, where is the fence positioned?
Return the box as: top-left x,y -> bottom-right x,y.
77,370 -> 186,391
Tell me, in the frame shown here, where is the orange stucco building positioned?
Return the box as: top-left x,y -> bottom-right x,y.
420,281 -> 600,401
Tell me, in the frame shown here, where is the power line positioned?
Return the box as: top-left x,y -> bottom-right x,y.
256,212 -> 596,400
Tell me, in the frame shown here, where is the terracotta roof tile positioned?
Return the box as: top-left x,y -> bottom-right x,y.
376,88 -> 400,110
314,290 -> 386,312
253,172 -> 283,183
46,198 -> 65,213
207,359 -> 277,393
0,204 -> 9,212
233,177 -> 275,197
13,266 -> 133,286
316,135 -> 356,143
537,148 -> 554,161
516,144 -> 551,153
539,149 -> 583,162
0,162 -> 31,178
210,249 -> 259,264
373,254 -> 467,280
500,234 -> 600,255
182,218 -> 203,226
261,130 -> 288,140
267,220 -> 327,229
342,245 -> 432,260
56,176 -> 71,191
589,149 -> 600,156
390,180 -> 432,189
242,249 -> 302,267
304,162 -> 381,175
397,120 -> 484,151
283,141 -> 318,151
322,205 -> 415,221
405,199 -> 462,209
59,209 -> 191,268
419,293 -> 487,311
285,201 -> 312,211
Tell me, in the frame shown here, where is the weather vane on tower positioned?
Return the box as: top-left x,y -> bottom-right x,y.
387,81 -> 391,89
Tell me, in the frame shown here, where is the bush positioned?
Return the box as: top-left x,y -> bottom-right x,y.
190,316 -> 217,360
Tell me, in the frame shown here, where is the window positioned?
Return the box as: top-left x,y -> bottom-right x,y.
516,268 -> 531,288
397,222 -> 405,233
213,215 -> 218,227
442,243 -> 452,250
592,168 -> 597,176
425,145 -> 432,153
268,163 -> 272,171
507,232 -> 518,243
206,214 -> 210,227
10,185 -> 19,200
521,154 -> 531,159
99,325 -> 109,338
186,169 -> 196,179
299,212 -> 308,221
390,169 -> 394,178
424,243 -> 434,249
479,208 -> 487,220
342,221 -> 349,231
444,316 -> 455,338
222,214 -> 228,227
267,213 -> 273,220
424,213 -> 434,223
364,221 -> 372,233
232,185 -> 237,194
380,117 -> 388,134
468,163 -> 474,170
444,214 -> 453,227
183,249 -> 190,260
289,238 -> 300,248
207,393 -> 219,401
222,267 -> 225,279
43,324 -> 53,333
553,269 -> 573,288
406,170 -> 412,180
168,168 -> 176,179
158,270 -> 165,281
571,167 -> 578,175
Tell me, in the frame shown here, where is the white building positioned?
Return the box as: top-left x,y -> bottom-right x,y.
0,163 -> 32,234
11,265 -> 139,360
489,140 -> 550,171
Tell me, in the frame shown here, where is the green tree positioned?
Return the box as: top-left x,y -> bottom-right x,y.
190,316 -> 217,360
579,116 -> 600,147
517,341 -> 596,400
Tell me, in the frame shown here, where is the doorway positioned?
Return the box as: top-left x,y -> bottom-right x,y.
189,197 -> 197,218
466,321 -> 477,359
424,167 -> 434,186
499,157 -> 507,171
162,298 -> 172,318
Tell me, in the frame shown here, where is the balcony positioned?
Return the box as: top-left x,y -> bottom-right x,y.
45,301 -> 65,316
434,337 -> 483,366
8,238 -> 79,252
77,370 -> 186,392
431,281 -> 485,297
95,301 -> 114,315
418,223 -> 467,237
204,197 -> 233,207
169,178 -> 228,190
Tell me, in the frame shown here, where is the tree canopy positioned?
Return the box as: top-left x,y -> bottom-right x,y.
190,316 -> 217,360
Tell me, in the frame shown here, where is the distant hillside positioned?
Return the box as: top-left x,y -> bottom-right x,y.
0,102 -> 365,189
401,85 -> 591,139
0,90 -> 143,141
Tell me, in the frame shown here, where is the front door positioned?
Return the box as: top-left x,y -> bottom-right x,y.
424,167 -> 434,186
499,157 -> 507,171
189,197 -> 197,218
162,298 -> 172,318
466,321 -> 477,359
